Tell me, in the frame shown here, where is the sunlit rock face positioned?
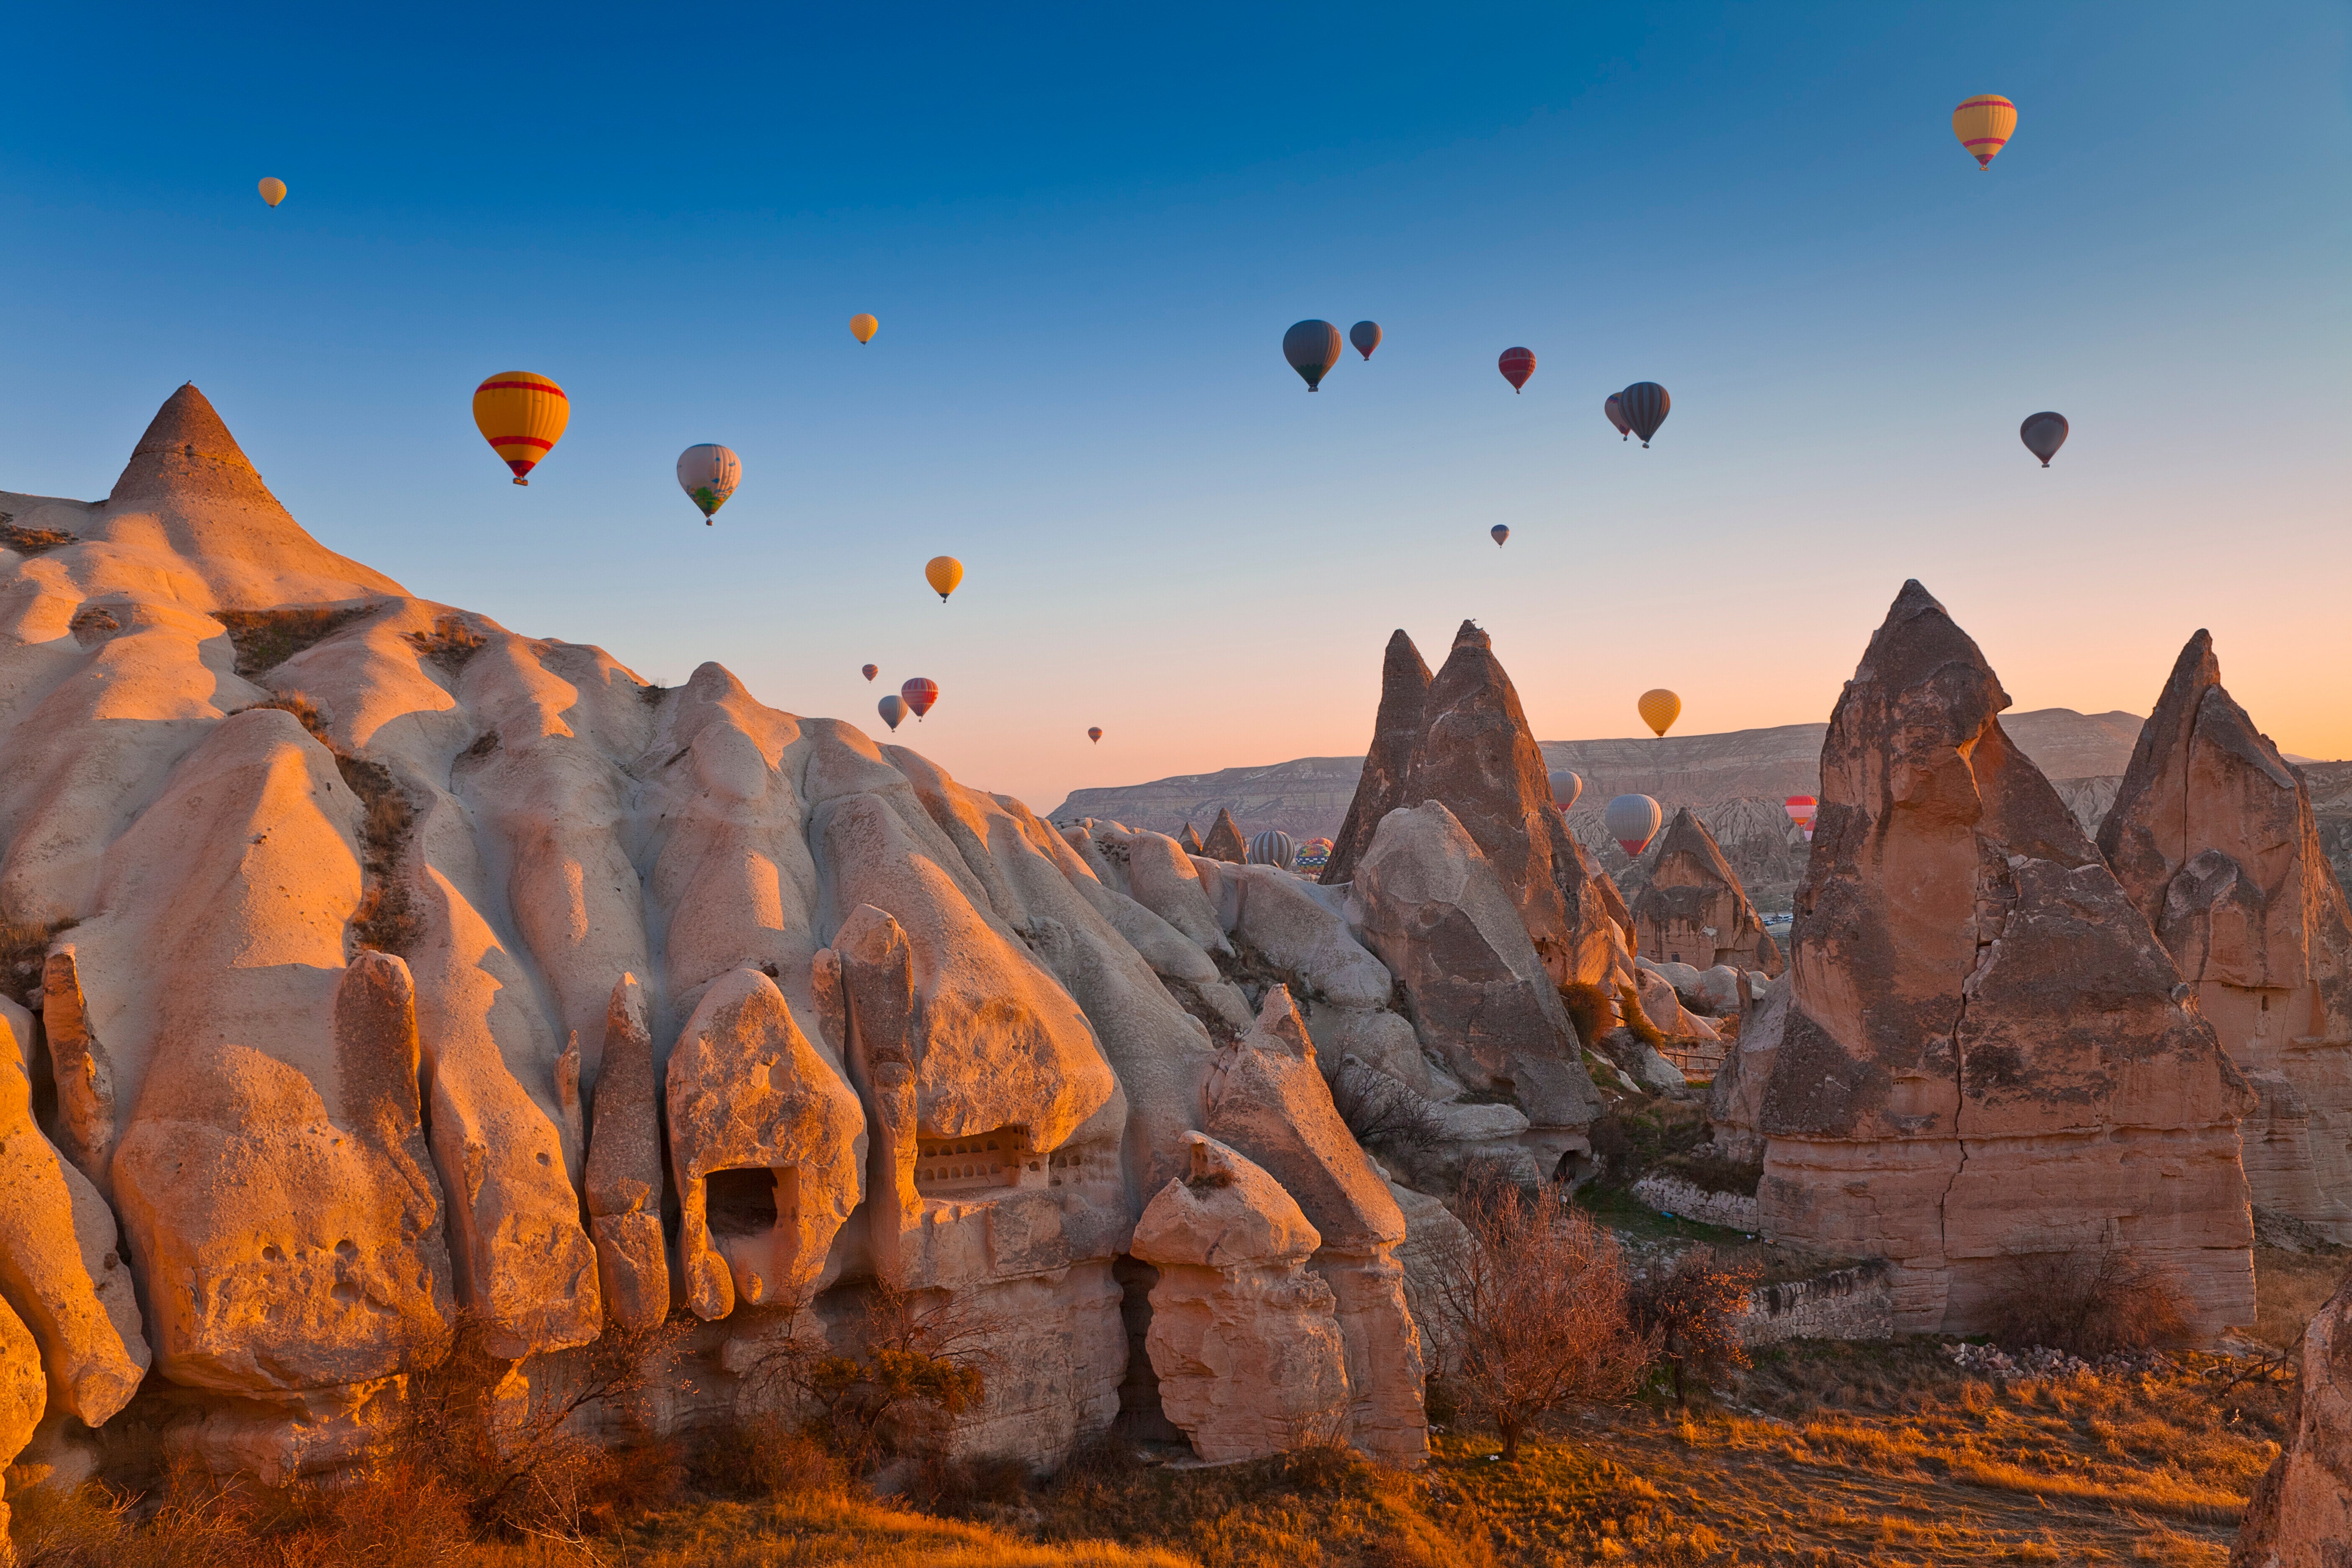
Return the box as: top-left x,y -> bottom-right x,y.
2097,631 -> 2352,1243
0,386 -> 1450,1479
2232,1271 -> 2352,1568
1757,581 -> 2256,1338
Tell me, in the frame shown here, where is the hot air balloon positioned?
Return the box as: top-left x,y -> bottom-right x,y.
1350,321 -> 1382,360
1294,836 -> 1333,874
1605,793 -> 1663,858
1549,769 -> 1584,812
1619,382 -> 1670,446
851,313 -> 879,343
676,444 -> 741,525
1088,727 -> 1103,744
1605,393 -> 1630,441
2020,412 -> 2069,467
901,677 -> 939,720
877,694 -> 908,731
1248,829 -> 1297,870
1637,688 -> 1681,738
1952,94 -> 2017,170
1498,347 -> 1536,393
1784,794 -> 1818,841
258,178 -> 287,207
925,556 -> 963,602
861,664 -> 878,681
472,372 -> 569,486
1284,320 -> 1343,391
1491,524 -> 1510,547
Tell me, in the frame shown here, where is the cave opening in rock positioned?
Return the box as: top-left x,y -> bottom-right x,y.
705,1166 -> 780,1237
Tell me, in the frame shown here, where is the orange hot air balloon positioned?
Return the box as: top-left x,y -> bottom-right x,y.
258,178 -> 287,207
901,677 -> 939,720
1637,688 -> 1681,738
851,313 -> 879,343
1087,727 -> 1103,744
1952,94 -> 2017,169
924,556 -> 963,602
861,664 -> 879,681
472,372 -> 569,485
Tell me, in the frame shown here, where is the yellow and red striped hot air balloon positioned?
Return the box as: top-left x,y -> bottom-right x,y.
1952,94 -> 2017,169
472,372 -> 569,486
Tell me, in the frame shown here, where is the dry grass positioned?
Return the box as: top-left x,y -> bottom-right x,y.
212,606 -> 376,678
1981,1246 -> 2192,1359
0,514 -> 79,556
406,614 -> 490,675
2248,1243 -> 2349,1351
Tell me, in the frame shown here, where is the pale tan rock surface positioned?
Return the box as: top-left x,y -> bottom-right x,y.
1129,1133 -> 1351,1463
1203,988 -> 1426,1463
2098,632 -> 2352,1241
1351,801 -> 1600,1140
667,967 -> 866,1318
2231,1271 -> 2352,1567
1631,808 -> 1782,975
0,995 -> 148,1425
1758,582 -> 2255,1336
584,973 -> 668,1330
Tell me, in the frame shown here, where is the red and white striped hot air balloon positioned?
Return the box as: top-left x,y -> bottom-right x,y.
901,677 -> 939,720
1785,794 -> 1818,841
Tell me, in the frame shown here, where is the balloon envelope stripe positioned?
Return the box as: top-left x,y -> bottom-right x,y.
477,381 -> 567,397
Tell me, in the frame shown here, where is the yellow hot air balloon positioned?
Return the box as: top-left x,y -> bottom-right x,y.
851,313 -> 879,343
1952,94 -> 2017,169
924,555 -> 963,602
258,178 -> 287,207
1637,688 -> 1681,738
472,372 -> 570,486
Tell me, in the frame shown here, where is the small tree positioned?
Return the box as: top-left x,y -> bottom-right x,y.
1983,1244 -> 2191,1358
1629,1246 -> 1761,1406
1426,1179 -> 1656,1459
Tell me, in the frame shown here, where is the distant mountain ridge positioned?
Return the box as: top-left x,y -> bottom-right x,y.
1047,709 -> 2352,912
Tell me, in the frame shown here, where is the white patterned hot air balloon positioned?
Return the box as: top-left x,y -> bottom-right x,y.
676,444 -> 742,525
1604,793 -> 1663,858
1248,829 -> 1297,870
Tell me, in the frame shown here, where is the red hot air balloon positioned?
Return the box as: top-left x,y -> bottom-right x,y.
1604,394 -> 1630,441
1498,347 -> 1536,393
861,664 -> 878,681
901,677 -> 939,720
1088,727 -> 1103,744
1349,321 -> 1382,360
1784,794 -> 1818,841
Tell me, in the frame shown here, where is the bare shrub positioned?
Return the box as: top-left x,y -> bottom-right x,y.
1629,1246 -> 1762,1405
1329,1061 -> 1444,1159
1,514 -> 80,557
1425,1178 -> 1656,1458
1558,980 -> 1613,1048
0,910 -> 76,1007
1614,983 -> 1666,1049
743,1271 -> 1005,1475
1983,1246 -> 2193,1359
234,690 -> 332,744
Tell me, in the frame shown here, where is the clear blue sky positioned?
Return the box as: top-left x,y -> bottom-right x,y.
4,3 -> 2346,811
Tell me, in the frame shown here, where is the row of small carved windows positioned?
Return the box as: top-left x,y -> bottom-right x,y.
917,1135 -> 1016,1189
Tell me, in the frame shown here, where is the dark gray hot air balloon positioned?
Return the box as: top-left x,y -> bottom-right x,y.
1283,320 -> 1343,392
2020,411 -> 2069,467
1619,382 -> 1670,446
1604,793 -> 1663,857
1349,320 -> 1382,360
877,694 -> 908,732
1490,524 -> 1509,547
1248,829 -> 1297,869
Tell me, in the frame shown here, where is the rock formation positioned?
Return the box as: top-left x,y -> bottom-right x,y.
1128,1133 -> 1350,1462
2097,632 -> 2352,1242
1757,582 -> 2256,1337
584,974 -> 668,1330
1200,808 -> 1248,864
1323,630 -> 1431,887
1202,989 -> 1425,1463
1630,807 -> 1782,975
1176,823 -> 1204,856
2232,1271 -> 2352,1567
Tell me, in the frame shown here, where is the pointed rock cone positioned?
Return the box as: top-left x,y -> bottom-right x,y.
94,384 -> 404,606
1759,579 -> 2258,1337
1629,807 -> 1781,975
1323,630 -> 1431,887
1202,809 -> 1249,865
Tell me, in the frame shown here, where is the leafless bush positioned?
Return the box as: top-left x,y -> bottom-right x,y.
212,605 -> 376,677
1424,1177 -> 1656,1458
742,1271 -> 1006,1475
1983,1245 -> 2193,1359
1,514 -> 80,557
1329,1060 -> 1445,1158
1630,1246 -> 1762,1405
404,614 -> 489,675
